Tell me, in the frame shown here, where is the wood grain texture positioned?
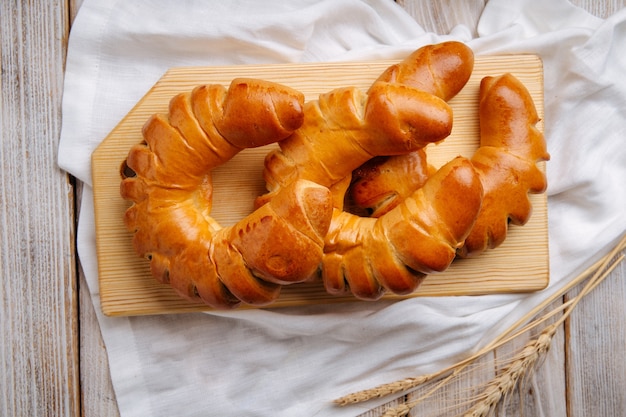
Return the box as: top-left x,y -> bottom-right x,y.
0,1 -> 79,417
78,260 -> 120,417
7,0 -> 626,417
66,0 -> 118,413
570,0 -> 626,18
492,300 -> 568,417
397,2 -> 625,417
91,55 -> 548,316
565,250 -> 626,417
396,0 -> 487,35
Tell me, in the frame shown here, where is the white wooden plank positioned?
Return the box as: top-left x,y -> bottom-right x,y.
566,249 -> 626,417
396,0 -> 487,35
0,1 -> 79,417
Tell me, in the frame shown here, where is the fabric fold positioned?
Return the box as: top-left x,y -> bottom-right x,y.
59,0 -> 626,416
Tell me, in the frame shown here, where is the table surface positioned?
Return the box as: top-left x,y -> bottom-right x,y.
1,1 -> 625,416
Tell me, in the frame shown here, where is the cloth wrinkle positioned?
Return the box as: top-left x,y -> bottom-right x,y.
58,1 -> 626,416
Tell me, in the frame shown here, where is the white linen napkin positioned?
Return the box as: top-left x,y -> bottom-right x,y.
58,0 -> 626,416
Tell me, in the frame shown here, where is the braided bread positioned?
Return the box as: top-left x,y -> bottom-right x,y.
324,157 -> 483,299
347,41 -> 475,218
120,78 -> 333,309
325,71 -> 549,298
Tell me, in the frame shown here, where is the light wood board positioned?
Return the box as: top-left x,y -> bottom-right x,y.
92,54 -> 548,317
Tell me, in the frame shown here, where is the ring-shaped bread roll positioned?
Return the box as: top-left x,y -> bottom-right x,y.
120,79 -> 333,310
121,42 -> 549,309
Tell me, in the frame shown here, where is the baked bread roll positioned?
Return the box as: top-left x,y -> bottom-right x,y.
255,44 -> 475,210
256,41 -> 479,300
120,78 -> 333,309
257,41 -> 473,209
374,39 -> 476,101
458,73 -> 550,257
348,41 -> 474,217
120,42 -> 548,308
348,150 -> 434,217
324,157 -> 483,299
345,74 -> 549,265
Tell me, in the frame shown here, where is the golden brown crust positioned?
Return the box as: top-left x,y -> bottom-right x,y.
214,78 -> 305,148
216,180 -> 332,286
120,78 -> 333,309
256,77 -> 455,208
348,150 -> 432,218
256,41 -> 480,300
382,158 -> 484,273
457,74 -> 550,257
324,157 -> 483,299
373,40 -> 475,101
362,82 -> 453,153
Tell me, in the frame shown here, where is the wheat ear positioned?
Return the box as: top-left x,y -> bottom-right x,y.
334,234 -> 625,415
378,234 -> 625,417
461,323 -> 556,417
462,248 -> 624,417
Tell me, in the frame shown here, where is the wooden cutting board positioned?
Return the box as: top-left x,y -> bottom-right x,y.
91,54 -> 548,317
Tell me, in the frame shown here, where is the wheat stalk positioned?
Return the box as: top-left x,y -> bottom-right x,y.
462,323 -> 556,417
335,298 -> 574,407
375,324 -> 559,417
334,233 -> 626,416
379,236 -> 625,417
334,374 -> 437,406
461,246 -> 624,417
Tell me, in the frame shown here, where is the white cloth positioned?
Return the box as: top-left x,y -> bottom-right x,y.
58,0 -> 626,416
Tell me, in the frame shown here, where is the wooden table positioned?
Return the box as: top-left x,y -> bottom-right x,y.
1,1 -> 624,416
